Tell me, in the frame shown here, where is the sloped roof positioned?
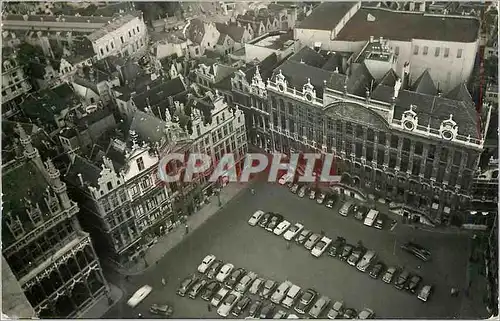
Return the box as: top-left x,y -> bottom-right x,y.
444,82 -> 475,105
65,154 -> 103,189
215,22 -> 246,42
411,69 -> 437,95
288,46 -> 326,68
378,69 -> 398,87
129,110 -> 167,143
298,2 -> 355,30
132,77 -> 187,112
86,13 -> 139,42
244,52 -> 279,83
186,18 -> 206,44
327,62 -> 374,96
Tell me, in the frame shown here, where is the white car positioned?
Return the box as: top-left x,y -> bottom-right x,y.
417,285 -> 433,302
198,254 -> 216,273
271,280 -> 293,304
127,285 -> 152,308
211,287 -> 229,307
249,278 -> 265,295
217,291 -> 242,317
282,284 -> 301,308
311,236 -> 332,257
248,210 -> 265,226
279,172 -> 294,185
274,220 -> 291,235
288,314 -> 299,319
216,263 -> 234,282
283,223 -> 304,241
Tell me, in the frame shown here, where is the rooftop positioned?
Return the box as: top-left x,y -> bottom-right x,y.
86,12 -> 140,42
250,31 -> 294,50
355,40 -> 393,63
336,8 -> 480,42
297,2 -> 356,30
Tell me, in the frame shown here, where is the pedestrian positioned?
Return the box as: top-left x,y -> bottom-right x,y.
286,241 -> 291,250
251,188 -> 255,195
320,230 -> 325,236
138,313 -> 143,318
207,303 -> 212,312
162,277 -> 166,286
185,224 -> 189,234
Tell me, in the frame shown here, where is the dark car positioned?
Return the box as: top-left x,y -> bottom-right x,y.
259,213 -> 272,228
328,237 -> 346,257
373,218 -> 384,230
206,260 -> 223,279
405,275 -> 422,293
394,270 -> 410,290
400,242 -> 431,262
369,262 -> 385,279
382,266 -> 398,284
295,229 -> 312,244
260,279 -> 277,299
225,268 -> 246,289
188,279 -> 207,299
347,246 -> 366,266
343,308 -> 357,319
149,303 -> 173,317
201,280 -> 220,301
266,214 -> 284,232
294,289 -> 318,314
232,296 -> 252,316
354,206 -> 368,221
249,300 -> 263,318
260,302 -> 276,319
339,244 -> 354,261
177,274 -> 198,296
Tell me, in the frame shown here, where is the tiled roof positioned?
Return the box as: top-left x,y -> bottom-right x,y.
65,154 -> 102,189
132,77 -> 187,112
411,69 -> 437,95
378,69 -> 398,87
298,2 -> 355,30
129,110 -> 167,143
215,22 -> 246,42
86,13 -> 139,42
3,14 -> 110,23
244,52 -> 279,83
327,62 -> 374,97
186,19 -> 205,44
336,8 -> 480,42
289,46 -> 326,68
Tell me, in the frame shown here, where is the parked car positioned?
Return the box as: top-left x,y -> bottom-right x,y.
282,284 -> 302,308
347,246 -> 366,266
304,233 -> 321,250
369,262 -> 385,279
249,278 -> 265,295
271,280 -> 293,304
248,210 -> 265,226
235,271 -> 258,293
217,291 -> 242,317
284,223 -> 304,241
363,209 -> 379,227
358,308 -> 375,319
206,260 -> 223,279
343,308 -> 357,319
382,266 -> 398,284
177,275 -> 198,297
295,229 -> 312,244
259,213 -> 272,228
327,301 -> 344,319
417,285 -> 433,302
225,267 -> 247,289
325,198 -> 335,208
339,244 -> 354,261
274,220 -> 291,235
405,274 -> 422,293
311,236 -> 332,257
400,242 -> 432,262
298,186 -> 307,198
294,289 -> 318,314
149,303 -> 173,317
373,217 -> 384,230
198,254 -> 216,273
328,237 -> 346,257
232,296 -> 251,317
189,279 -> 207,299
260,279 -> 277,299
273,310 -> 288,319
287,314 -> 299,319
356,250 -> 377,272
128,285 -> 153,308
309,189 -> 317,200
211,287 -> 229,307
267,214 -> 284,232
316,193 -> 326,204
339,201 -> 353,216
249,300 -> 263,318
201,280 -> 221,301
309,295 -> 330,318
290,184 -> 300,193
260,302 -> 276,319
354,206 -> 369,221
394,270 -> 410,290
216,263 -> 234,282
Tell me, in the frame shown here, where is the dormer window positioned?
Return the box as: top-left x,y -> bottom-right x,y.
26,201 -> 43,226
136,157 -> 145,171
5,213 -> 25,239
439,114 -> 458,141
107,182 -> 113,191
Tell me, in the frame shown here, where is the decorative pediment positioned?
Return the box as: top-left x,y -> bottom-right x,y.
275,70 -> 287,92
302,78 -> 316,102
402,104 -> 418,131
439,114 -> 458,141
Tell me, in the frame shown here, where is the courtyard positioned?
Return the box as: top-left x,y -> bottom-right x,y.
104,181 -> 488,319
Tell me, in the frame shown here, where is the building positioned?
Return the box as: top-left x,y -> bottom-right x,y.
184,19 -> 221,57
2,47 -> 32,118
215,22 -> 252,55
294,2 -> 480,92
2,14 -> 111,33
2,123 -> 110,318
243,30 -> 298,63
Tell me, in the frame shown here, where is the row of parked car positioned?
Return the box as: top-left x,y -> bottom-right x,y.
178,254 -> 375,319
248,210 -> 433,302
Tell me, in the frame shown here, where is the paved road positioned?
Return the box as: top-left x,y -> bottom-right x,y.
104,182 -> 483,319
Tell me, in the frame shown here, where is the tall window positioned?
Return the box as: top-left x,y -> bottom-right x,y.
413,45 -> 419,55
136,157 -> 145,171
423,46 -> 428,55
435,47 -> 440,57
457,49 -> 463,58
444,48 -> 449,58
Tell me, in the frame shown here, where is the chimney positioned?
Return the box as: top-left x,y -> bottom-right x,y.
369,36 -> 374,43
379,36 -> 383,43
77,173 -> 84,186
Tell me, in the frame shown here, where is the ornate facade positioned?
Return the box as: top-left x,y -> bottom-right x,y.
2,124 -> 109,318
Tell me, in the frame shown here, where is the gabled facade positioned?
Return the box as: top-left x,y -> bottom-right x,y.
2,47 -> 32,118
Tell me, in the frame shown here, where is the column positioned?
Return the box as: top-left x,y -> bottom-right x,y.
383,133 -> 390,166
351,125 -> 356,158
419,143 -> 428,177
331,121 -> 337,154
372,131 -> 379,166
341,121 -> 347,155
395,136 -> 403,171
431,146 -> 442,179
407,141 -> 415,174
457,151 -> 468,186
443,148 -> 454,184
362,127 -> 367,160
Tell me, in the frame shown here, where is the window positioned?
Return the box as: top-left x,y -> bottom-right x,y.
141,177 -> 152,189
120,36 -> 124,43
128,31 -> 132,37
133,28 -> 136,35
131,185 -> 140,196
196,125 -> 201,136
435,47 -> 440,57
413,45 -> 419,55
106,45 -> 109,52
137,26 -> 140,33
457,49 -> 463,58
111,42 -> 114,49
100,48 -> 104,55
136,157 -> 145,171
423,46 -> 428,55
2,91 -> 5,97
107,182 -> 113,190
444,48 -> 449,58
